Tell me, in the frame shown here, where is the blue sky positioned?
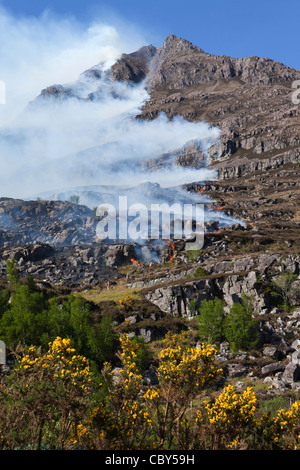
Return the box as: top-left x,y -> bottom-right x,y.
0,0 -> 299,69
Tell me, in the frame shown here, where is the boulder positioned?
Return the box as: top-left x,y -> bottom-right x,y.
282,362 -> 300,384
226,363 -> 248,378
145,279 -> 216,317
263,346 -> 284,361
261,362 -> 285,376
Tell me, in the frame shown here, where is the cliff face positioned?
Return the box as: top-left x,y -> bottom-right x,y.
109,44 -> 158,83
107,35 -> 300,251
127,35 -> 300,162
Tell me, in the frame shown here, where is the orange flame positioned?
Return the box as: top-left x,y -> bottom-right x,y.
166,240 -> 175,261
130,258 -> 141,267
216,206 -> 225,211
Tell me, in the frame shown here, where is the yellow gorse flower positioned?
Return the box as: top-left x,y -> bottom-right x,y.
204,385 -> 257,429
144,388 -> 160,400
18,336 -> 92,387
157,332 -> 222,390
273,401 -> 300,430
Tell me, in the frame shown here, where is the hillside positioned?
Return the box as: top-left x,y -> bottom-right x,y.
1,34 -> 300,402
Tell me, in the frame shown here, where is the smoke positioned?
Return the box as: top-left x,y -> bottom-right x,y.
0,6 -> 146,125
0,5 -> 230,239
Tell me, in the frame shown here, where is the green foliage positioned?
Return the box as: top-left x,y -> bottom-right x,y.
0,283 -> 47,348
0,288 -> 10,316
197,297 -> 225,344
39,295 -> 118,366
197,295 -> 260,351
224,295 -> 260,352
130,336 -> 151,374
193,266 -> 209,278
6,258 -> 19,285
259,396 -> 291,417
189,298 -> 198,314
0,277 -> 118,370
187,249 -> 202,263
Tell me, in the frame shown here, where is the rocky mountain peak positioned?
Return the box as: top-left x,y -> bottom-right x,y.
109,44 -> 157,83
160,34 -> 205,55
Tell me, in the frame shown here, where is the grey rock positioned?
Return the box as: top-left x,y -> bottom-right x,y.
261,362 -> 285,376
292,339 -> 300,350
282,362 -> 300,384
145,278 -> 216,317
143,366 -> 158,386
292,350 -> 300,365
263,346 -> 284,361
226,363 -> 248,377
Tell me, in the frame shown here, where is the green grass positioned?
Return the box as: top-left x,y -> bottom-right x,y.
258,396 -> 292,416
81,280 -> 143,304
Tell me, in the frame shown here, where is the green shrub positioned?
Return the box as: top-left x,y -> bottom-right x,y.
224,295 -> 260,352
6,258 -> 19,286
197,297 -> 225,344
193,266 -> 209,278
0,275 -> 118,370
187,249 -> 202,263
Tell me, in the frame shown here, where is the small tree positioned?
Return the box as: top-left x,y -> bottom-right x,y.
131,336 -> 151,374
6,258 -> 19,286
224,295 -> 260,352
0,283 -> 47,349
94,314 -> 119,365
0,288 -> 10,317
198,297 -> 225,344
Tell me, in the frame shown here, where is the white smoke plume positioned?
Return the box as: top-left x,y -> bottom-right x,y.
0,4 -> 230,241
0,6 -> 146,125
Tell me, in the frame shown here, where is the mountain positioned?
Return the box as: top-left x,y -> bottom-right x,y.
107,34 -> 300,250
1,35 -> 300,394
4,33 -> 300,267
111,35 -> 300,158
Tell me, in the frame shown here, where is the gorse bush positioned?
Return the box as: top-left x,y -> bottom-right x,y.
0,337 -> 92,450
1,332 -> 300,450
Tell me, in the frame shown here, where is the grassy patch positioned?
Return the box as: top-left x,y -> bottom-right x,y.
81,281 -> 143,304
